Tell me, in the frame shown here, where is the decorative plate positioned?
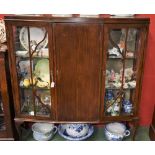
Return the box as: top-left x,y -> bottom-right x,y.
19,27 -> 48,51
58,124 -> 94,141
34,59 -> 50,83
0,19 -> 6,43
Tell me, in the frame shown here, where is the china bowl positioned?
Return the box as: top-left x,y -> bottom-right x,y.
64,124 -> 90,138
104,122 -> 130,141
32,123 -> 57,141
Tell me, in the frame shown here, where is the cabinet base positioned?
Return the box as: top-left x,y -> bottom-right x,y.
149,124 -> 155,140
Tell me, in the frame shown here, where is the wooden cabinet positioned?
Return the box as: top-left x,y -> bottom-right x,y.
0,45 -> 15,140
54,23 -> 102,121
4,16 -> 149,139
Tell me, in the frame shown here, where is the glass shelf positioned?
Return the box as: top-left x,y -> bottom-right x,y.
105,87 -> 135,90
16,54 -> 49,59
108,56 -> 136,59
19,86 -> 50,90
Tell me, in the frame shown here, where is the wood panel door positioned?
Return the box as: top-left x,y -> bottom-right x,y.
54,23 -> 103,121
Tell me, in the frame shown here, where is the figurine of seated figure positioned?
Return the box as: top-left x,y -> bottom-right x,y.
108,47 -> 120,57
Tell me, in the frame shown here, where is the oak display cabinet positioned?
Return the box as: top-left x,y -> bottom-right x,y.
5,15 -> 149,140
0,45 -> 15,140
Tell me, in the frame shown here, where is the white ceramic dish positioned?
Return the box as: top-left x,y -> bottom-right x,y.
16,50 -> 28,56
19,27 -> 48,51
104,122 -> 130,141
0,19 -> 6,43
32,123 -> 57,141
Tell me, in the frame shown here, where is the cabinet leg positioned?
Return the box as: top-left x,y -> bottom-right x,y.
131,118 -> 139,141
15,120 -> 24,140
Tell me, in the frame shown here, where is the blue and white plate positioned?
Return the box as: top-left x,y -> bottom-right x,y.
58,124 -> 94,141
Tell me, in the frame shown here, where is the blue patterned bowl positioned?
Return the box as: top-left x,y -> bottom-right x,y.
65,124 -> 89,138
58,124 -> 94,141
104,122 -> 130,141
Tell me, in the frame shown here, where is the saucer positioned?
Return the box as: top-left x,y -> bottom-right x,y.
58,124 -> 94,141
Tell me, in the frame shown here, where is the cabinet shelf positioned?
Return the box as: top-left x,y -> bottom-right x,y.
16,55 -> 49,59
20,86 -> 50,90
108,56 -> 136,60
105,87 -> 135,90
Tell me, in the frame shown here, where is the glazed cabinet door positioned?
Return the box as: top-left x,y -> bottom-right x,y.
54,23 -> 102,121
0,59 -> 7,136
6,22 -> 56,120
102,24 -> 148,120
0,52 -> 13,139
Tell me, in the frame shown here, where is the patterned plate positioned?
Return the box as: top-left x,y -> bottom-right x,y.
58,124 -> 94,141
0,19 -> 6,43
19,27 -> 48,51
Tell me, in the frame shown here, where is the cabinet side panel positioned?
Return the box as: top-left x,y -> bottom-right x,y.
54,23 -> 101,121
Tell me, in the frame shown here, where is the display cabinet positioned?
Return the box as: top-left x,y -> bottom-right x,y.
0,45 -> 15,140
4,15 -> 149,140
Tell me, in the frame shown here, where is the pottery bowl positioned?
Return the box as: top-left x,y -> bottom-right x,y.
65,124 -> 90,138
32,123 -> 57,141
104,122 -> 130,141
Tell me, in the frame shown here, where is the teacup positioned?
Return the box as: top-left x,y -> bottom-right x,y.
32,123 -> 57,141
104,122 -> 130,141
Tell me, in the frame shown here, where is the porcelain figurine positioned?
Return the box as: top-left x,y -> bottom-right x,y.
105,90 -> 114,100
128,80 -> 136,88
110,69 -> 115,82
108,47 -> 121,57
123,100 -> 133,113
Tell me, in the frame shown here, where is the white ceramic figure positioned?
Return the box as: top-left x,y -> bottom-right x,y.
108,47 -> 121,57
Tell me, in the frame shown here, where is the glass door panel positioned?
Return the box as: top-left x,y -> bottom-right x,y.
104,28 -> 140,117
0,92 -> 6,131
13,26 -> 52,117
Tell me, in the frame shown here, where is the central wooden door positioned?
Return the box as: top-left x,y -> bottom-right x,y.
54,23 -> 103,121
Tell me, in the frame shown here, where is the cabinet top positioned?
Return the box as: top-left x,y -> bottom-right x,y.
4,15 -> 150,24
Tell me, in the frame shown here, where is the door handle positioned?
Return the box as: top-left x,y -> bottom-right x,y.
51,71 -> 55,88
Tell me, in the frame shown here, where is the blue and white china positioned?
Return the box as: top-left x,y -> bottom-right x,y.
104,122 -> 130,141
66,124 -> 89,138
58,124 -> 94,141
32,123 -> 57,141
123,100 -> 133,114
105,90 -> 114,100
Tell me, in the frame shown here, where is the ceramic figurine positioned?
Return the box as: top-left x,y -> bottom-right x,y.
108,47 -> 121,57
110,69 -> 115,82
128,80 -> 136,88
111,102 -> 120,116
105,90 -> 114,100
123,99 -> 133,113
126,52 -> 134,57
124,68 -> 134,81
